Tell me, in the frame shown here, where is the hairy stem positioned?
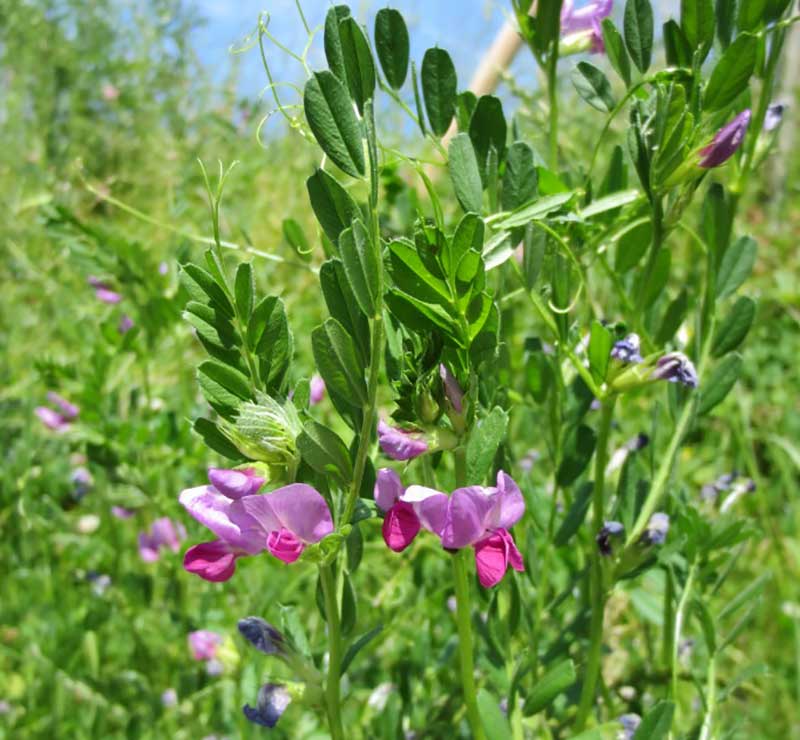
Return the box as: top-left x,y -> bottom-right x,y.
575,397 -> 616,730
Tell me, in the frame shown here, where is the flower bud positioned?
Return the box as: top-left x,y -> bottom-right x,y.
698,110 -> 751,168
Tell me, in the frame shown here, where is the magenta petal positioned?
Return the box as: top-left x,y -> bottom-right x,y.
188,630 -> 221,661
35,407 -> 68,431
261,484 -> 333,543
209,467 -> 265,499
267,528 -> 305,563
382,502 -> 421,552
95,287 -> 122,304
184,540 -> 239,582
401,486 -> 450,536
474,533 -> 510,588
377,420 -> 428,460
180,485 -> 265,554
441,487 -> 493,549
374,468 -> 404,512
503,529 -> 525,573
309,375 -> 326,405
490,471 -> 526,530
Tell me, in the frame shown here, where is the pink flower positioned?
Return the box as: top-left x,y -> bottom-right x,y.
36,392 -> 79,432
401,471 -> 526,587
138,518 -> 185,562
180,471 -> 333,581
102,83 -> 120,101
439,364 -> 464,413
188,630 -> 222,661
377,420 -> 428,461
374,468 -> 421,552
87,276 -> 122,304
309,375 -> 326,405
47,392 -> 79,419
118,315 -> 134,333
111,506 -> 135,519
560,0 -> 612,34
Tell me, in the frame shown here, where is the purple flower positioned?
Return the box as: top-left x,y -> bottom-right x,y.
35,406 -> 71,432
180,474 -> 333,581
118,315 -> 134,333
641,512 -> 670,545
111,505 -> 135,519
652,352 -> 698,388
243,683 -> 291,728
47,392 -> 79,419
138,517 -> 185,562
610,334 -> 643,364
439,364 -> 464,413
161,688 -> 178,707
309,375 -> 326,405
377,420 -> 428,461
401,471 -> 525,588
374,468 -> 421,552
188,630 -> 222,661
71,467 -> 93,499
238,617 -> 287,657
763,103 -> 785,132
560,0 -> 613,34
596,521 -> 624,555
159,261 -> 169,275
88,276 -> 122,304
619,714 -> 642,740
699,110 -> 751,168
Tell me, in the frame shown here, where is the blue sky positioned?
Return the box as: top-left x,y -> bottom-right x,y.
192,1 -> 523,98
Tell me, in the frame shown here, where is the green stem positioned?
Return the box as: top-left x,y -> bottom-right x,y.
574,397 -> 616,731
546,50 -> 560,170
452,547 -> 486,740
662,569 -> 676,671
698,653 -> 716,740
319,564 -> 345,740
671,563 -> 697,713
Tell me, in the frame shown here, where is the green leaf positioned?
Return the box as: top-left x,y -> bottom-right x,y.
197,360 -> 252,417
306,168 -> 360,248
494,191 -> 575,230
663,19 -> 693,67
282,218 -> 312,260
340,624 -> 382,675
702,182 -> 732,266
466,407 -> 509,484
449,212 -> 485,278
698,353 -> 742,415
588,321 -> 612,383
338,219 -> 380,318
572,62 -> 616,112
483,231 -> 515,271
234,262 -> 254,319
523,224 -> 546,290
716,235 -> 756,298
297,421 -> 353,484
703,34 -> 757,111
601,19 -> 631,86
374,8 -> 409,89
468,95 -> 507,180
341,571 -> 357,635
632,701 -> 675,740
448,133 -> 483,214
716,0 -> 736,46
387,238 -> 451,305
338,17 -> 376,115
312,318 -> 367,407
477,690 -> 513,740
421,47 -> 457,137
643,249 -> 671,308
624,0 -> 654,73
655,288 -> 689,345
180,263 -> 233,318
579,189 -> 641,219
713,296 -> 756,356
456,90 -> 478,131
304,70 -> 365,178
193,418 -> 243,460
323,5 -> 351,82
185,302 -> 238,350
248,296 -> 292,390
556,425 -> 597,486
319,258 -> 370,362
737,0 -> 768,31
502,141 -> 538,211
524,659 -> 576,715
681,0 -> 715,60
346,521 -> 363,572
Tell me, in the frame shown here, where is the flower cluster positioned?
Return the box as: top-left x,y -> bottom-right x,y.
35,391 -> 79,432
375,469 -> 526,588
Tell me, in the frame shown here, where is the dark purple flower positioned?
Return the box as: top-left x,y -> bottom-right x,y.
652,352 -> 698,388
610,334 -> 643,364
243,683 -> 291,728
699,110 -> 751,168
439,364 -> 464,413
596,521 -> 624,556
377,420 -> 428,461
238,617 -> 287,657
71,467 -> 93,499
619,713 -> 642,740
763,103 -> 785,132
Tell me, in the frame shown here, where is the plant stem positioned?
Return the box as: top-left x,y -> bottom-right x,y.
574,397 -> 616,730
698,653 -> 716,740
671,562 -> 697,713
320,564 -> 345,740
452,548 -> 486,740
546,47 -> 560,170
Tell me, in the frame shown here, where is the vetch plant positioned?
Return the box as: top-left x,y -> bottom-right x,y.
171,1 -> 797,737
